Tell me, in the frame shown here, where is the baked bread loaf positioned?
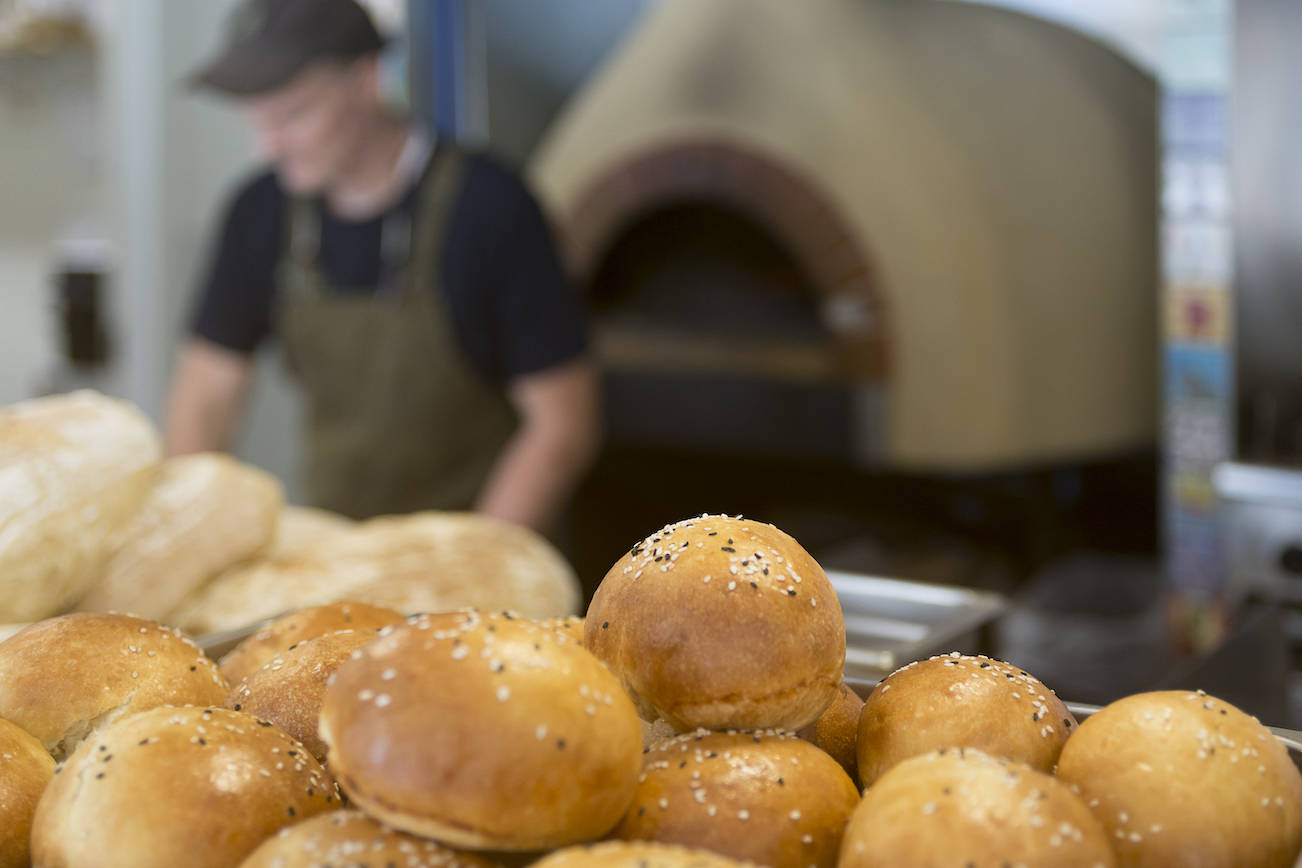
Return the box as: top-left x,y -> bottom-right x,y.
319,610 -> 642,850
0,716 -> 54,868
226,628 -> 388,762
0,612 -> 228,759
170,511 -> 580,634
839,748 -> 1115,867
30,705 -> 340,868
585,515 -> 845,731
532,841 -> 760,867
856,653 -> 1075,787
797,680 -> 863,781
614,729 -> 860,867
0,390 -> 160,621
219,601 -> 405,686
1056,690 -> 1302,867
238,809 -> 498,868
266,505 -> 353,557
76,452 -> 283,619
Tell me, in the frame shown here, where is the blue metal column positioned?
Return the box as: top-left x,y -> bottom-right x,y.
408,0 -> 468,138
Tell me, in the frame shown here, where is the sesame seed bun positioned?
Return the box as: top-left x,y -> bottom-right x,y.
0,613 -> 228,760
225,628 -> 385,762
1056,690 -> 1302,867
585,515 -> 845,731
319,610 -> 643,851
839,748 -> 1115,867
538,614 -> 585,647
0,717 -> 54,868
797,681 -> 863,781
219,601 -> 406,686
30,706 -> 340,868
614,729 -> 860,867
856,653 -> 1076,788
532,841 -> 761,867
238,809 -> 499,868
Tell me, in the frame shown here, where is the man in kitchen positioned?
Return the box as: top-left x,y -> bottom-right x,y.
165,0 -> 600,533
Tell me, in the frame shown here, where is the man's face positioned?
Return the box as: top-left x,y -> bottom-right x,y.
242,60 -> 376,194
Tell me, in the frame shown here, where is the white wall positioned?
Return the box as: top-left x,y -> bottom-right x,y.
101,0 -> 305,499
0,48 -> 106,404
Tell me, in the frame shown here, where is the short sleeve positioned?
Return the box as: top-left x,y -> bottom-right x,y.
494,186 -> 588,379
442,155 -> 588,381
189,172 -> 286,355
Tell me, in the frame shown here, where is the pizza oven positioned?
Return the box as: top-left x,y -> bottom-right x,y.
528,0 -> 1160,584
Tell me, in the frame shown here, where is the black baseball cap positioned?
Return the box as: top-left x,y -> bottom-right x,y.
190,0 -> 387,96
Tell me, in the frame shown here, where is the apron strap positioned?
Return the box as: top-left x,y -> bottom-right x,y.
400,143 -> 467,304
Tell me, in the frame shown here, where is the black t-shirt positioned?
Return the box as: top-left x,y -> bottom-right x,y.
190,148 -> 586,382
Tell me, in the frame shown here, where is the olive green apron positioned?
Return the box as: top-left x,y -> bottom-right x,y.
276,144 -> 518,519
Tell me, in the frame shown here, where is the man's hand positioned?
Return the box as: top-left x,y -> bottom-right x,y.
474,357 -> 602,532
164,338 -> 254,456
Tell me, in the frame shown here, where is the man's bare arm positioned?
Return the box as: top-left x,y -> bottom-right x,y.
164,338 -> 255,456
474,357 -> 602,532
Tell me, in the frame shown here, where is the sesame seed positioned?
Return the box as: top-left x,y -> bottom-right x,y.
738,810 -> 750,820
380,668 -> 396,681
496,685 -> 510,702
375,694 -> 392,707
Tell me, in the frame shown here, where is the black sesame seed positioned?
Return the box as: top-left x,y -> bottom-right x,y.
749,582 -> 758,589
708,532 -> 717,536
707,752 -> 717,758
257,721 -> 272,727
979,662 -> 990,668
287,806 -> 295,816
138,739 -> 149,746
602,622 -> 609,629
1220,709 -> 1227,715
777,777 -> 785,786
189,665 -> 196,671
762,568 -> 769,575
557,739 -> 567,750
638,807 -> 646,816
1063,718 -> 1071,728
96,772 -> 104,779
102,754 -> 112,762
233,704 -> 242,711
787,589 -> 797,596
679,761 -> 687,768
721,546 -> 736,553
98,745 -> 106,751
307,787 -> 314,795
198,738 -> 206,746
288,750 -> 297,756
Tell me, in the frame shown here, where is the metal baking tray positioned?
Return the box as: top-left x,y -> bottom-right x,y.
829,570 -> 1007,682
195,571 -> 1008,677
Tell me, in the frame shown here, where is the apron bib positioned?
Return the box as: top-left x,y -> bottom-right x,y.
277,145 -> 518,519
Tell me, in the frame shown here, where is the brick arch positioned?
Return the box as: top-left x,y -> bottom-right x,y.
559,138 -> 889,382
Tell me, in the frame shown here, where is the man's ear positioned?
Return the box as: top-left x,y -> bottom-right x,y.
352,54 -> 381,99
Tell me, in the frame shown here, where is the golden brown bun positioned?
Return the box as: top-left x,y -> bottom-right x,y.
1056,690 -> 1302,867
0,717 -> 54,868
856,653 -> 1075,787
537,614 -> 585,647
238,809 -> 499,868
219,602 -> 405,686
798,681 -> 863,781
840,748 -> 1115,867
226,628 -> 384,762
533,841 -> 760,868
0,613 -> 228,760
31,706 -> 340,868
319,610 -> 643,850
585,515 -> 844,731
614,729 -> 860,867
